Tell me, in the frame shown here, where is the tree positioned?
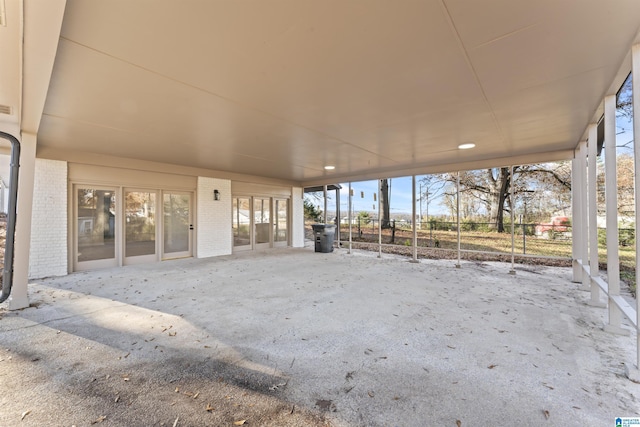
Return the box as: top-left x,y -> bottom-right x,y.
437,162 -> 572,232
418,175 -> 447,223
617,73 -> 633,119
357,211 -> 372,224
304,199 -> 322,222
380,179 -> 392,229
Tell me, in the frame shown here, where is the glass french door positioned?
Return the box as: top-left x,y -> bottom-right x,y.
162,192 -> 192,259
274,199 -> 288,247
75,186 -> 118,271
124,190 -> 157,264
254,197 -> 271,249
233,197 -> 251,251
233,196 -> 289,251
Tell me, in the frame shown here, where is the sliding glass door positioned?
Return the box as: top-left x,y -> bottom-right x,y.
75,187 -> 117,271
124,190 -> 157,264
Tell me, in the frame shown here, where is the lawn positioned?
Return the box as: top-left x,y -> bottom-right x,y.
313,222 -> 637,295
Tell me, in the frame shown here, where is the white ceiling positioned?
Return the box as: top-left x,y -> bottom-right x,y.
9,1 -> 640,185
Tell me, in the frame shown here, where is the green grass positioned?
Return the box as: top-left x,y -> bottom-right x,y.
332,223 -> 637,295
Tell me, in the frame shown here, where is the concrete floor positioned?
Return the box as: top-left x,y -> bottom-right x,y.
1,246 -> 638,426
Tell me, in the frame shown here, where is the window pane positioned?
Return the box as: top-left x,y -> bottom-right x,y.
125,191 -> 156,257
233,198 -> 251,247
254,198 -> 270,244
275,199 -> 288,242
163,193 -> 190,254
77,188 -> 116,262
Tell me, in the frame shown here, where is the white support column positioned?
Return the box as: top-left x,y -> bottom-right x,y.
456,172 -> 461,268
577,141 -> 590,290
631,43 -> 640,375
323,185 -> 328,224
378,179 -> 382,258
587,123 -> 605,307
572,143 -> 584,282
509,166 -> 516,275
348,182 -> 352,254
9,132 -> 37,310
603,94 -> 627,335
411,175 -> 418,262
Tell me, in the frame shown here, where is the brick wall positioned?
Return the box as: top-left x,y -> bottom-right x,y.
29,159 -> 67,279
196,177 -> 232,257
291,187 -> 304,247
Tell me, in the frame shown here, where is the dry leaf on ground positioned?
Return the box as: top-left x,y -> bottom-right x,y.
456,420 -> 462,427
543,410 -> 550,419
91,415 -> 106,424
20,410 -> 30,420
205,403 -> 215,412
234,420 -> 247,426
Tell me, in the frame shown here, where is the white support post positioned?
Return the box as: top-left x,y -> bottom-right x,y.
411,175 -> 418,262
509,165 -> 516,275
631,43 -> 640,376
456,172 -> 461,268
572,143 -> 584,282
604,94 -> 627,335
587,123 -> 605,307
323,185 -> 328,224
577,141 -> 590,291
348,182 -> 352,254
378,179 -> 382,258
9,132 -> 36,310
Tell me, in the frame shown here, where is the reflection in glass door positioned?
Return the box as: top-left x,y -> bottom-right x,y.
233,197 -> 251,250
163,192 -> 192,259
125,190 -> 156,264
76,187 -> 117,270
274,199 -> 288,247
254,198 -> 271,249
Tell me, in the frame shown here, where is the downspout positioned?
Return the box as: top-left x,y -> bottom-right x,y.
0,131 -> 20,303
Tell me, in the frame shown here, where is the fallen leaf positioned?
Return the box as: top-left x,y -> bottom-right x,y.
205,403 -> 215,412
543,410 -> 550,419
193,392 -> 199,399
456,420 -> 462,427
542,383 -> 554,390
175,387 -> 180,393
20,410 -> 31,420
368,391 -> 375,398
168,331 -> 177,337
488,364 -> 497,369
233,420 -> 247,426
172,416 -> 179,427
91,415 -> 107,424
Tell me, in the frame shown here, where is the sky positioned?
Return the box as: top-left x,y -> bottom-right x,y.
306,111 -> 636,218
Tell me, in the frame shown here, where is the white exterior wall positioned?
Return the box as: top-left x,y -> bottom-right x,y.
29,158 -> 67,279
291,187 -> 304,248
197,177 -> 232,257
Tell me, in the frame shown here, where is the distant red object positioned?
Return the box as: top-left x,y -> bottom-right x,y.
535,216 -> 570,238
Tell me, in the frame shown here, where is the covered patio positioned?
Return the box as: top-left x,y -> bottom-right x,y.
1,247 -> 636,426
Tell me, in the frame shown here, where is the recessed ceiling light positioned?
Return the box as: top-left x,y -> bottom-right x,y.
324,165 -> 335,170
458,143 -> 476,150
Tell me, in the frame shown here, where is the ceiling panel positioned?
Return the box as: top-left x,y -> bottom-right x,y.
30,0 -> 640,184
